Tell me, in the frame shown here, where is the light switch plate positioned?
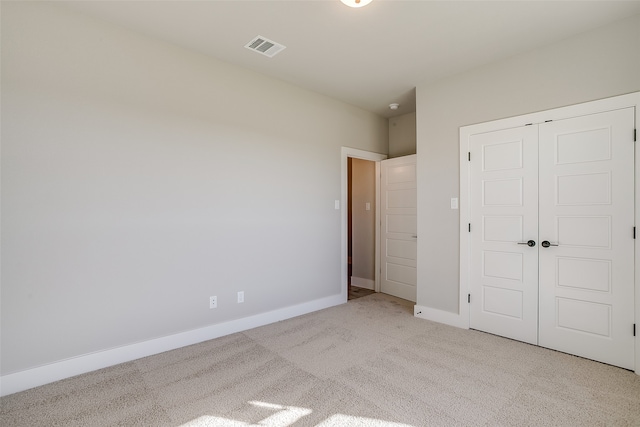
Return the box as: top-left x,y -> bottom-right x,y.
451,197 -> 459,210
334,200 -> 340,210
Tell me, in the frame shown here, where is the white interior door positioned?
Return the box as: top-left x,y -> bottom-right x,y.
469,126 -> 540,345
538,108 -> 636,369
467,107 -> 635,369
380,155 -> 417,302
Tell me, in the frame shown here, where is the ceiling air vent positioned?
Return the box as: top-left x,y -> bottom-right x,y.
244,35 -> 286,58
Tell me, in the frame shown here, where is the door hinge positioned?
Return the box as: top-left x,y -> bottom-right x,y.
634,324 -> 636,337
468,294 -> 471,303
468,152 -> 471,161
634,129 -> 637,142
634,227 -> 636,239
468,223 -> 471,232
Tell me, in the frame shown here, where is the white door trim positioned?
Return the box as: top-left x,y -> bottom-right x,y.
459,92 -> 640,375
341,147 -> 387,301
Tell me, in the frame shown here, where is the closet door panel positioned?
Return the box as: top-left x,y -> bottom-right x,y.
538,108 -> 635,370
469,125 -> 539,345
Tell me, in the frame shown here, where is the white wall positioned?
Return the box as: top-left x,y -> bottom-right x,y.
388,112 -> 416,158
0,1 -> 387,382
416,14 -> 640,314
350,158 -> 376,285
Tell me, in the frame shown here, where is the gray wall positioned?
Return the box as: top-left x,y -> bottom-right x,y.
0,2 -> 388,375
416,14 -> 640,313
389,112 -> 417,158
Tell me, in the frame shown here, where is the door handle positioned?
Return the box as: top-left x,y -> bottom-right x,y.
411,235 -> 417,238
541,241 -> 558,248
517,240 -> 536,247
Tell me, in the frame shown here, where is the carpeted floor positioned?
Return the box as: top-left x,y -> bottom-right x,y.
2,293 -> 640,426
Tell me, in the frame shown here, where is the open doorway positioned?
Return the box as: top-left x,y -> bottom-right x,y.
348,157 -> 377,300
340,147 -> 387,302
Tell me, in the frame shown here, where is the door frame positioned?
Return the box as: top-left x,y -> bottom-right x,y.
459,91 -> 640,374
341,147 -> 387,302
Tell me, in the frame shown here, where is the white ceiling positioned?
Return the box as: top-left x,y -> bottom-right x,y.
60,0 -> 640,118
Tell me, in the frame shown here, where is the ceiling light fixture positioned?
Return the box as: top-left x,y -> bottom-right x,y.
340,0 -> 373,8
389,103 -> 400,110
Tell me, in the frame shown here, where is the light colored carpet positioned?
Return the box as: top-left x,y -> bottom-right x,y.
2,293 -> 640,426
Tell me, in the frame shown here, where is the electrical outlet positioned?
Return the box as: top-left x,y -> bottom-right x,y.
209,296 -> 217,309
237,291 -> 244,303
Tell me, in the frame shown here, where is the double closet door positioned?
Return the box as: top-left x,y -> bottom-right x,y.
469,107 -> 635,370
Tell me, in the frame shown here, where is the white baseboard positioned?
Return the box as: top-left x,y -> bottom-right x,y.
414,304 -> 469,329
350,276 -> 374,290
0,294 -> 344,397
